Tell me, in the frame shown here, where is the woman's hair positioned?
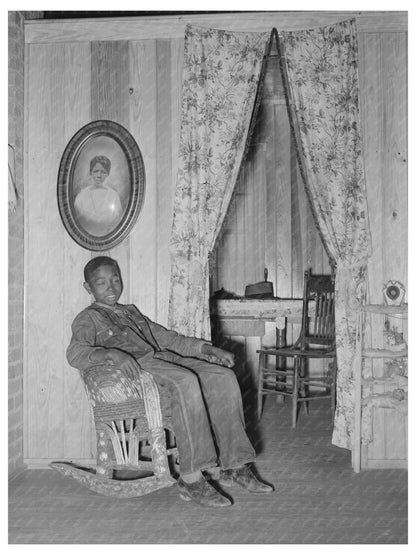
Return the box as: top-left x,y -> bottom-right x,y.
84,256 -> 120,283
89,155 -> 111,175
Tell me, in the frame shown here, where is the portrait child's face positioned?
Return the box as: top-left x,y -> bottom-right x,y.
83,264 -> 122,307
90,162 -> 109,186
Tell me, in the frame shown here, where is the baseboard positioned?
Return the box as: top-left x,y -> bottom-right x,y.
363,459 -> 408,470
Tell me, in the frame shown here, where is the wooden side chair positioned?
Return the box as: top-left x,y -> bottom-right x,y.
50,364 -> 177,498
256,270 -> 337,427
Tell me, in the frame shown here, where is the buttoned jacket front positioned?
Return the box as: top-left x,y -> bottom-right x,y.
66,302 -> 208,371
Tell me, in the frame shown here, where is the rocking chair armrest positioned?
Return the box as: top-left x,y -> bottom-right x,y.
81,361 -> 141,372
80,363 -> 146,404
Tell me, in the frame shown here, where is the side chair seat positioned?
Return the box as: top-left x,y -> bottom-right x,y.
265,346 -> 335,358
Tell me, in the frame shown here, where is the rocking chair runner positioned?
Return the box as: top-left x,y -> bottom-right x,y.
50,364 -> 177,498
256,270 -> 337,427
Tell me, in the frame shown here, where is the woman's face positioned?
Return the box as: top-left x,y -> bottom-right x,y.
91,162 -> 109,186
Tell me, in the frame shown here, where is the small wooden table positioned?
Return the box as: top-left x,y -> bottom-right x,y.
210,299 -> 308,395
211,297 -> 307,337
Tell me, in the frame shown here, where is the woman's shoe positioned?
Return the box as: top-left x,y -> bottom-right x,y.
177,476 -> 232,507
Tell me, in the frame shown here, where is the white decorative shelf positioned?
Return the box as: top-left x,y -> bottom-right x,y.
360,303 -> 408,315
362,348 -> 407,359
353,302 -> 408,473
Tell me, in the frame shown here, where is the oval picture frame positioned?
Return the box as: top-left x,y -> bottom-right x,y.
57,120 -> 145,251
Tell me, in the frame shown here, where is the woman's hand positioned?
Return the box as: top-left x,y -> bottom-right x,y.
201,344 -> 235,368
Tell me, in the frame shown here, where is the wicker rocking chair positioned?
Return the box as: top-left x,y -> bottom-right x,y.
50,364 -> 177,498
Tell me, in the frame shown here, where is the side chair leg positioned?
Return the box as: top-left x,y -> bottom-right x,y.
292,357 -> 299,428
331,360 -> 337,417
257,354 -> 264,420
300,358 -> 309,415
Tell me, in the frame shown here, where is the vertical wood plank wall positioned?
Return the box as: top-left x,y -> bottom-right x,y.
24,38 -> 183,463
24,20 -> 407,466
358,32 -> 408,468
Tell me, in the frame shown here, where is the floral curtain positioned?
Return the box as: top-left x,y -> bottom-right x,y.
168,24 -> 270,339
279,19 -> 372,450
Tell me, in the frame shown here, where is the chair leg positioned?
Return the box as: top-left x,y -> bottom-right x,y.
300,358 -> 309,415
257,353 -> 264,420
331,360 -> 337,417
292,357 -> 300,428
96,429 -> 113,479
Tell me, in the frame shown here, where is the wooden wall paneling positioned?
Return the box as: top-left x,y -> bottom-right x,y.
155,40 -> 173,325
381,33 -> 407,292
243,158 -> 255,286
25,44 -> 67,459
238,167 -> 246,288
241,156 -> 250,285
220,227 -> 228,295
264,100 -> 277,292
380,33 -> 408,462
292,116 -> 330,277
61,42 -> 95,459
220,198 -> 236,294
359,34 -> 386,464
295,155 -> 309,282
90,40 -> 132,299
359,34 -> 384,305
235,170 -> 246,295
128,41 -> 158,319
274,100 -> 292,298
290,135 -> 304,300
214,230 -> 224,293
253,144 -> 267,284
287,139 -> 301,351
291,150 -> 310,351
170,37 -> 184,183
226,199 -> 237,293
90,41 -> 130,123
222,226 -> 231,294
306,199 -> 321,274
217,196 -> 231,292
168,37 -> 185,324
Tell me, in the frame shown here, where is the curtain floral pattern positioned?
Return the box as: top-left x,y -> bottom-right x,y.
168,24 -> 270,339
280,19 -> 372,450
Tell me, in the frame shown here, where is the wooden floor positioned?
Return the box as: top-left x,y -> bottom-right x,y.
9,398 -> 408,544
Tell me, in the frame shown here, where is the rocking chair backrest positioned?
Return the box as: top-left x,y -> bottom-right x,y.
300,270 -> 335,349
